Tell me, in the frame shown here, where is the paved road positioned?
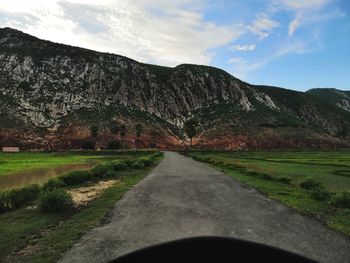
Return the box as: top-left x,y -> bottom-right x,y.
59,152 -> 350,263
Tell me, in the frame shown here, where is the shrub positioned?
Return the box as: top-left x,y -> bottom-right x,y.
149,152 -> 163,161
310,187 -> 332,201
153,152 -> 163,157
139,157 -> 154,167
0,184 -> 40,212
330,192 -> 350,208
43,178 -> 66,192
275,176 -> 292,184
39,189 -> 74,213
300,178 -> 323,190
258,173 -> 274,180
10,185 -> 41,208
244,169 -> 270,179
246,169 -> 261,177
130,160 -> 144,169
124,159 -> 134,167
60,170 -> 92,185
105,170 -> 117,178
191,155 -> 199,161
105,170 -> 124,179
91,164 -> 112,178
202,158 -> 208,162
111,160 -> 128,171
107,140 -> 123,150
201,157 -> 211,163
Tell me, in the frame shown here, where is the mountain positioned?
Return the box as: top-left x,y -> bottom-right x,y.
0,27 -> 349,150
307,88 -> 350,112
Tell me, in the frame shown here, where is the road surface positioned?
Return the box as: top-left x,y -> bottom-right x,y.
59,151 -> 350,263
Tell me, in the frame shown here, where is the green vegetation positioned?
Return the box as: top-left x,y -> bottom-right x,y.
107,140 -> 122,150
190,150 -> 350,235
39,189 -> 74,213
0,151 -> 155,177
300,178 -> 323,190
120,124 -> 127,142
110,122 -> 120,135
90,125 -> 99,139
184,118 -> 198,148
0,151 -> 163,262
60,170 -> 92,186
0,152 -> 97,177
331,192 -> 350,209
81,140 -> 96,150
42,178 -> 66,192
135,123 -> 143,139
0,184 -> 40,212
0,152 -> 162,213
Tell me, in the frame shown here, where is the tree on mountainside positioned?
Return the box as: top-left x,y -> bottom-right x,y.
135,123 -> 143,148
135,124 -> 143,139
184,118 -> 197,148
119,124 -> 127,147
90,125 -> 98,139
110,123 -> 120,136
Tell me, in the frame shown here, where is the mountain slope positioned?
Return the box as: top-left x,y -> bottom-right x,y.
307,88 -> 350,112
0,27 -> 349,149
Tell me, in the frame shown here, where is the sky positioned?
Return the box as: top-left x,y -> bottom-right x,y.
0,0 -> 349,91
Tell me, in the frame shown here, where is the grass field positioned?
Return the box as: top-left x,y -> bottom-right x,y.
190,150 -> 350,235
0,151 -> 152,177
0,151 -> 163,263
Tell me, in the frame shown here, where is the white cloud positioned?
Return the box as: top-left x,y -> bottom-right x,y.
0,0 -> 244,66
231,44 -> 256,51
276,0 -> 332,10
273,0 -> 340,37
227,55 -> 266,79
288,13 -> 302,37
229,60 -> 265,80
275,40 -> 310,57
248,13 -> 279,39
228,57 -> 244,64
229,38 -> 314,80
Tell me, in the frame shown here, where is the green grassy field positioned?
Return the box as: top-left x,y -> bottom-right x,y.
190,150 -> 350,235
0,151 -> 153,177
0,151 -> 163,263
193,151 -> 350,191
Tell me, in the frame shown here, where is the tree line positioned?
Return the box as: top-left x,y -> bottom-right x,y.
84,117 -> 198,150
82,122 -> 144,150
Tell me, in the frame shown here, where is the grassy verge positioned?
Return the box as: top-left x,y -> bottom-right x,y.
0,154 -> 163,263
190,153 -> 350,236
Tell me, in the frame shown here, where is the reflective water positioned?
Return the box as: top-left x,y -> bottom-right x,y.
0,162 -> 98,190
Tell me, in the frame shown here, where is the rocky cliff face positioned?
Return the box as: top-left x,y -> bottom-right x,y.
0,27 -> 349,149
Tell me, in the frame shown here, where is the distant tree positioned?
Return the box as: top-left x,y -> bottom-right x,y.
110,123 -> 120,136
149,143 -> 157,149
119,124 -> 127,146
107,140 -> 122,150
81,140 -> 95,150
135,124 -> 143,139
184,118 -> 197,148
90,125 -> 99,139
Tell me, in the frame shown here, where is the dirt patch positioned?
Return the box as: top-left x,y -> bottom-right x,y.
14,244 -> 44,257
6,225 -> 59,262
68,180 -> 119,206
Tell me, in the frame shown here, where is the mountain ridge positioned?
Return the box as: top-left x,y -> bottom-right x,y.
0,27 -> 349,149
